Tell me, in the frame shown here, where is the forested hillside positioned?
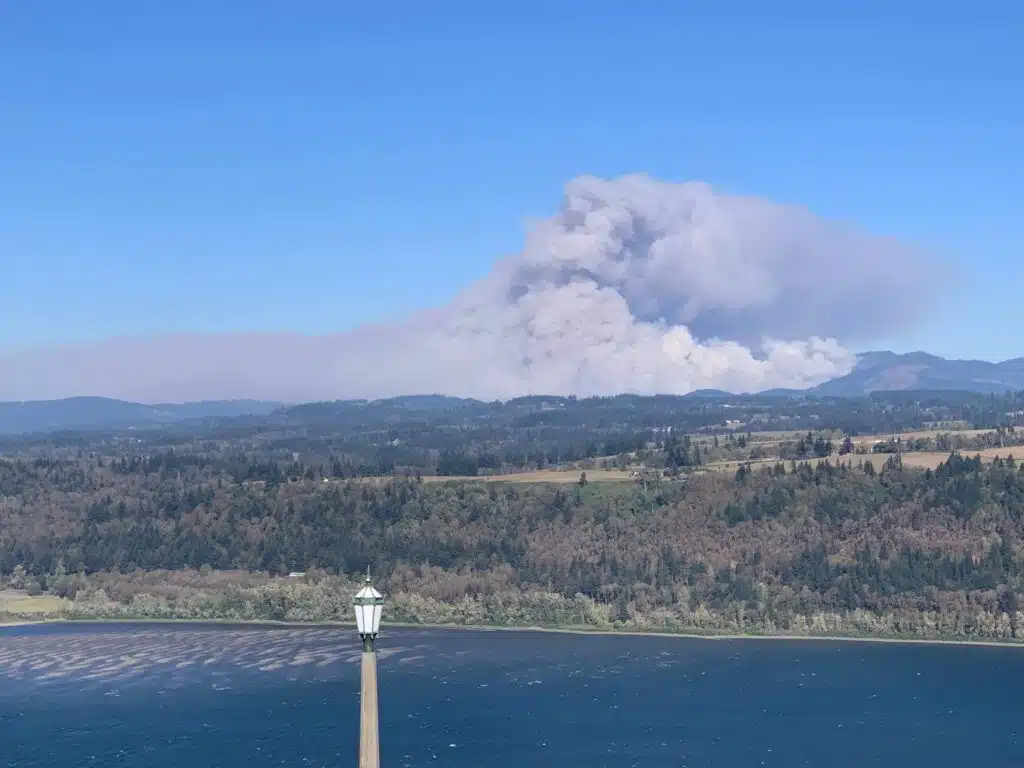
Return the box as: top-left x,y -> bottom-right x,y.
4,437 -> 1024,640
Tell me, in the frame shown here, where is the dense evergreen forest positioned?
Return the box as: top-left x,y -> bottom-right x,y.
4,390 -> 1024,641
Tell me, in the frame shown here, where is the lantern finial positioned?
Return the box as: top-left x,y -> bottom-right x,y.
354,570 -> 384,652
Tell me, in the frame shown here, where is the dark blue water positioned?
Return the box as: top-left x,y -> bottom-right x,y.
1,623 -> 1022,766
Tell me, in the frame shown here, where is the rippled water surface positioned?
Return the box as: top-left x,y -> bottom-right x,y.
2,623 -> 1023,766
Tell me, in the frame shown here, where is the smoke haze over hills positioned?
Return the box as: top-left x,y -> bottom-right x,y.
0,175 -> 942,403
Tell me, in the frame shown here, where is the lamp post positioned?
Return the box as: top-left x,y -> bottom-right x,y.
354,570 -> 384,768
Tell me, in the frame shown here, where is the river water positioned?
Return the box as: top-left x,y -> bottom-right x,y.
1,623 -> 1021,766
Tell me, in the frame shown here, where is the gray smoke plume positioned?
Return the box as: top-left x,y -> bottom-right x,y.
0,174 -> 940,403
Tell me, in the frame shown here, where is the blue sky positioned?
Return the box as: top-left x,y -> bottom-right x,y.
2,1 -> 1022,360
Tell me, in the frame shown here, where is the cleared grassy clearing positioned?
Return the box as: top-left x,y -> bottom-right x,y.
422,469 -> 635,484
854,428 -> 996,443
740,427 -> 996,444
347,428 -> 1019,485
370,450 -> 1017,483
733,450 -> 1021,472
691,428 -> 999,453
0,590 -> 67,614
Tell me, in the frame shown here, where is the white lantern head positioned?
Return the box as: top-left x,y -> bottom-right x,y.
353,571 -> 384,642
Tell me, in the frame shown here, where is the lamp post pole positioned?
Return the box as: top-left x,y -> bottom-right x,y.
354,571 -> 384,768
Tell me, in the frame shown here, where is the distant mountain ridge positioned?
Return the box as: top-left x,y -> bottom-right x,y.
1,352 -> 1022,434
0,397 -> 283,435
810,351 -> 1024,396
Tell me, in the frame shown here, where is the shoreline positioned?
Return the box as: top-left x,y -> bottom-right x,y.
3,616 -> 1022,649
